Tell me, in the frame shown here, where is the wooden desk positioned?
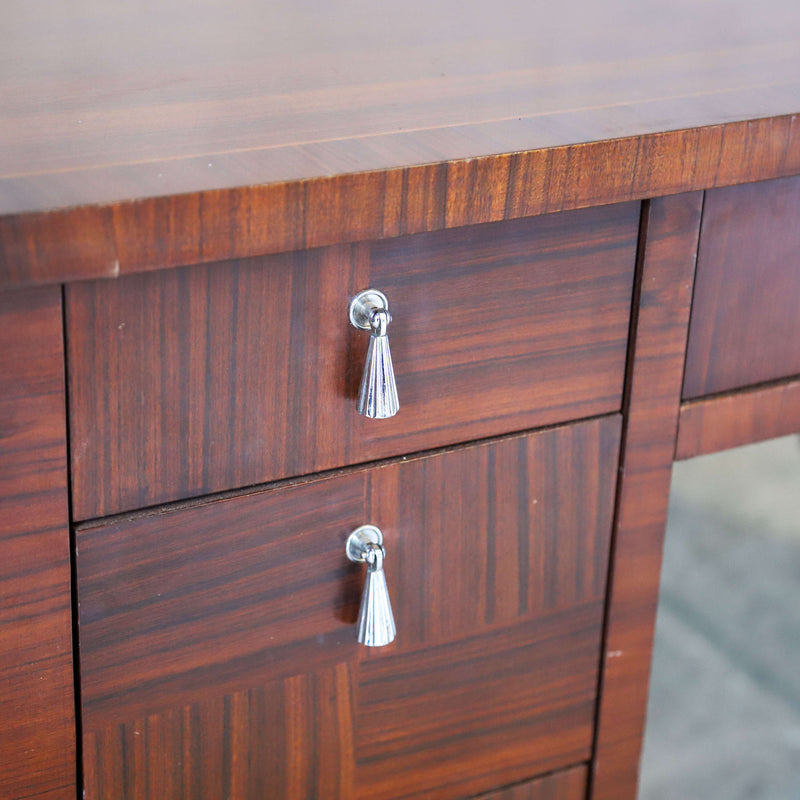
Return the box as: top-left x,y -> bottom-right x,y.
1,2 -> 799,798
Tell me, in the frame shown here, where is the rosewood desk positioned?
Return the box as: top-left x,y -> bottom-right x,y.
1,2 -> 799,798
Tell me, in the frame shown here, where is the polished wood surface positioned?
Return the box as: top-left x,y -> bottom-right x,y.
0,288 -> 75,799
2,0 -> 800,215
683,175 -> 800,398
77,417 -> 620,800
2,0 -> 800,287
66,204 -> 636,519
476,766 -> 587,800
3,115 -> 800,289
676,377 -> 800,459
590,193 -> 703,800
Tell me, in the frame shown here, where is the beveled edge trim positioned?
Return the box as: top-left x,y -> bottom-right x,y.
675,376 -> 800,460
2,113 -> 800,289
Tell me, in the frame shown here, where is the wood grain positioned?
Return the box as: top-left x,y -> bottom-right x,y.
0,287 -> 75,800
475,766 -> 587,800
77,416 -> 620,799
589,193 -> 703,800
676,377 -> 800,459
66,204 -> 636,519
3,114 -> 800,289
83,664 -> 357,800
4,0 -> 799,194
683,175 -> 800,398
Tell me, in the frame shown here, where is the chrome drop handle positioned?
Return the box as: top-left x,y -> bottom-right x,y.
349,290 -> 399,419
346,525 -> 396,647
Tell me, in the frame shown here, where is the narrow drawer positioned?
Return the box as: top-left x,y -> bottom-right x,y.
683,175 -> 800,399
67,203 -> 638,518
77,415 -> 620,800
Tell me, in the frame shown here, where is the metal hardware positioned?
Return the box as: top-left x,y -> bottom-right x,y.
345,525 -> 396,647
349,290 -> 399,419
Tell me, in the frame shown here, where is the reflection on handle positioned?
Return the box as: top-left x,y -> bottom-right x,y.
349,290 -> 399,419
345,525 -> 396,647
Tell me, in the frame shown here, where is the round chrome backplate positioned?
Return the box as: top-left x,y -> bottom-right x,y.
349,290 -> 389,330
345,524 -> 384,562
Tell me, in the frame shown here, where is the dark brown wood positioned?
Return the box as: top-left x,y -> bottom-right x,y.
66,204 -> 637,519
676,377 -> 800,459
77,416 -> 620,800
590,193 -> 703,800
0,287 -> 75,799
4,115 -> 800,289
683,175 -> 800,399
475,766 -> 587,800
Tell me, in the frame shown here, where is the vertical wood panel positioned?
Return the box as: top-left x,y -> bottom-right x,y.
590,193 -> 704,800
0,287 -> 75,800
366,416 -> 621,652
83,664 -> 356,800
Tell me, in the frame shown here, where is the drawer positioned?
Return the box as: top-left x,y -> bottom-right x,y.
66,203 -> 638,518
683,175 -> 800,398
77,415 -> 620,800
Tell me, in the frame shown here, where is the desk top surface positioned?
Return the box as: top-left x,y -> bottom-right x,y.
2,0 -> 800,216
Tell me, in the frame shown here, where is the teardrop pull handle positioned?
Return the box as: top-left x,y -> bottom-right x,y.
345,525 -> 396,647
349,290 -> 399,419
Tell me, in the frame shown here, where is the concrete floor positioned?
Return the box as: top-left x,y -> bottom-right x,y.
638,435 -> 800,800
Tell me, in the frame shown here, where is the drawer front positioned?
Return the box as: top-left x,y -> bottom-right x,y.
77,415 -> 620,800
683,175 -> 800,398
66,203 -> 638,518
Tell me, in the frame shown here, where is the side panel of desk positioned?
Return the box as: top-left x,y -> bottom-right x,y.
590,193 -> 703,800
0,288 -> 75,799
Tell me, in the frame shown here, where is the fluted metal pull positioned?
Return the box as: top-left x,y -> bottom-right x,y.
349,290 -> 399,419
345,525 -> 396,647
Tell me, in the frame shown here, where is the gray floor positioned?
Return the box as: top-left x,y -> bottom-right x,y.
639,435 -> 800,800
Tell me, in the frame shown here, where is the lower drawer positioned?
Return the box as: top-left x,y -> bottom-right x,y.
77,415 -> 620,800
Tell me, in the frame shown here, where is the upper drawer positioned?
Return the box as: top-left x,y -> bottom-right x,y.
683,175 -> 800,399
66,202 -> 638,518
